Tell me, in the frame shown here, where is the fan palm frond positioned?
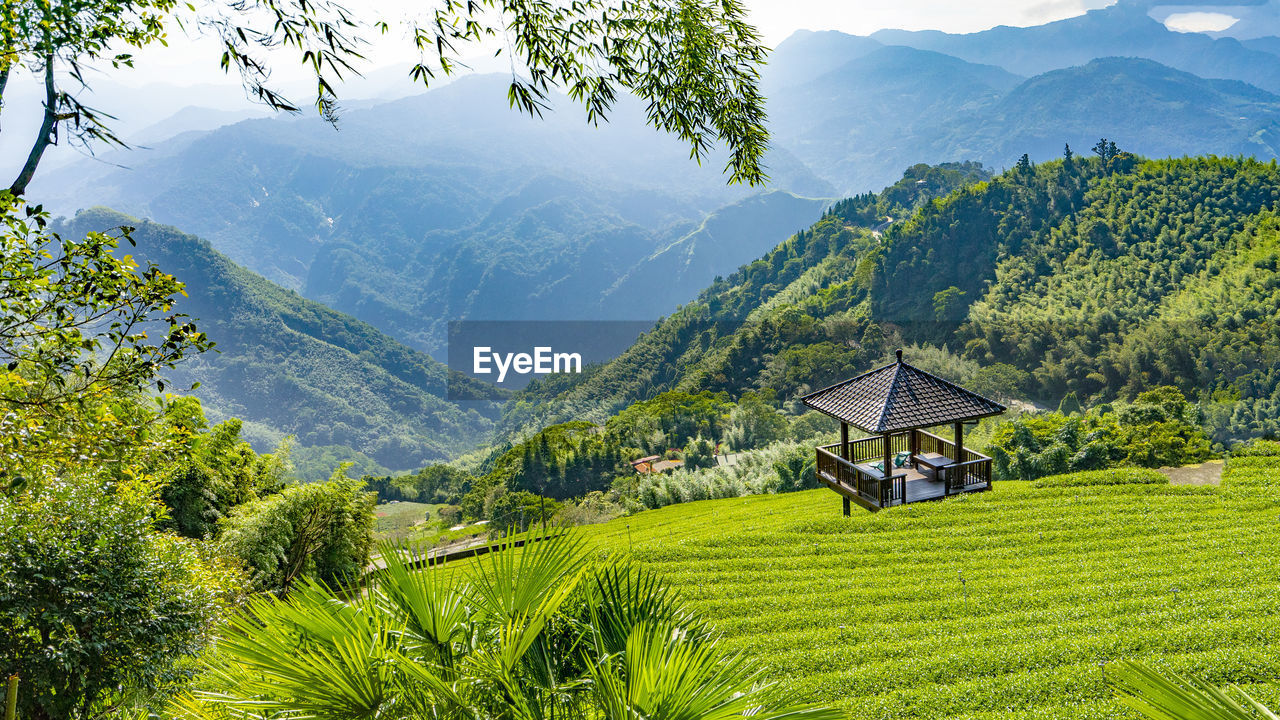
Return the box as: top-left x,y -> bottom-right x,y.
1109,660 -> 1279,720
467,531 -> 586,623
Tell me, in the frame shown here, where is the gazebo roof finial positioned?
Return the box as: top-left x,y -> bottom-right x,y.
896,348 -> 903,363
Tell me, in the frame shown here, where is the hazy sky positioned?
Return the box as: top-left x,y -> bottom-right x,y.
109,0 -> 1124,89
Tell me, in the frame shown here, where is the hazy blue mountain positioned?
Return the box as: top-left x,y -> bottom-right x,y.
761,30 -> 886,93
765,43 -> 1280,193
1246,36 -> 1280,56
944,57 -> 1280,164
869,0 -> 1280,94
36,75 -> 833,353
768,45 -> 1023,192
59,208 -> 502,471
130,106 -> 270,145
598,191 -> 830,319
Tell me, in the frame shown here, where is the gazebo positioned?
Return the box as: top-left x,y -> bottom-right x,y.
800,349 -> 1007,513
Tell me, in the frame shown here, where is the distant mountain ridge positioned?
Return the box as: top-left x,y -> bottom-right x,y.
869,0 -> 1280,93
767,46 -> 1280,193
36,75 -> 833,354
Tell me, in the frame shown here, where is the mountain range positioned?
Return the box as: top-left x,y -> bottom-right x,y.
30,0 -> 1280,466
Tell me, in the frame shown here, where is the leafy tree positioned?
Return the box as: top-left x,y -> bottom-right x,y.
932,286 -> 968,323
173,536 -> 842,720
216,473 -> 375,594
0,198 -> 209,480
1057,391 -> 1083,416
969,363 -> 1028,401
773,446 -> 817,492
606,391 -> 733,451
724,391 -> 787,450
161,407 -> 291,539
488,490 -> 560,534
682,435 -> 717,471
0,0 -> 770,195
0,475 -> 238,720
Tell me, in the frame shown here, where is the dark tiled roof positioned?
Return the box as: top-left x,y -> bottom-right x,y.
800,354 -> 1006,433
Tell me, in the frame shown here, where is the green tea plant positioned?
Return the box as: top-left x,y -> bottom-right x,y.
567,457 -> 1280,720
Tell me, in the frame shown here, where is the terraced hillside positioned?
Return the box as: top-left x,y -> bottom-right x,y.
576,460 -> 1280,720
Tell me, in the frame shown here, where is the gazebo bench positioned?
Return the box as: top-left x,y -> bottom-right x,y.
914,452 -> 954,481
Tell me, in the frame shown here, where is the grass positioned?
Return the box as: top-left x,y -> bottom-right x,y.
558,464 -> 1280,720
374,502 -> 494,547
373,502 -> 441,542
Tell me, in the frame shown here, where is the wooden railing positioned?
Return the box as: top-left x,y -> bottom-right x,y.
815,444 -> 905,508
816,429 -> 993,507
914,429 -> 992,492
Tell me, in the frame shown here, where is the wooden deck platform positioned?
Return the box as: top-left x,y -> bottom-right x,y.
814,429 -> 994,512
817,466 -> 987,510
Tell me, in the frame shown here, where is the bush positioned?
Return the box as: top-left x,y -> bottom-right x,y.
0,476 -> 238,720
1231,440 -> 1280,457
217,476 -> 375,594
1034,468 -> 1169,488
556,491 -> 626,526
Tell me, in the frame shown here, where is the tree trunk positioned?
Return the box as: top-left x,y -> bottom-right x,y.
10,56 -> 57,196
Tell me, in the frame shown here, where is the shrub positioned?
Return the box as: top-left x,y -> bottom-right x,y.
1034,468 -> 1169,488
0,476 -> 238,720
217,476 -> 375,594
1231,440 -> 1280,457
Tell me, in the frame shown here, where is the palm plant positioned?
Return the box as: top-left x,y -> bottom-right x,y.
1109,660 -> 1279,720
173,534 -> 844,720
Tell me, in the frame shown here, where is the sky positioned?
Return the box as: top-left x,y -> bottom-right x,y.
3,0 -> 1255,176
107,0 -> 1126,89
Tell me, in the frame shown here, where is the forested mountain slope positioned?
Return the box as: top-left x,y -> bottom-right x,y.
60,209 -> 502,471
496,163 -> 991,435
504,155 -> 1280,445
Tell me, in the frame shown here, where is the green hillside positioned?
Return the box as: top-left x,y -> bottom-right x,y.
574,459 -> 1280,720
492,163 -> 980,436
504,155 -> 1280,445
60,208 -> 503,472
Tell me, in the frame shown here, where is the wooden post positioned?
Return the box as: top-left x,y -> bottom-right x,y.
841,422 -> 850,461
952,421 -> 964,493
910,428 -> 918,467
842,497 -> 850,516
883,433 -> 892,506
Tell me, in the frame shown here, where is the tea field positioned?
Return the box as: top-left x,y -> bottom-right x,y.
580,460 -> 1280,720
